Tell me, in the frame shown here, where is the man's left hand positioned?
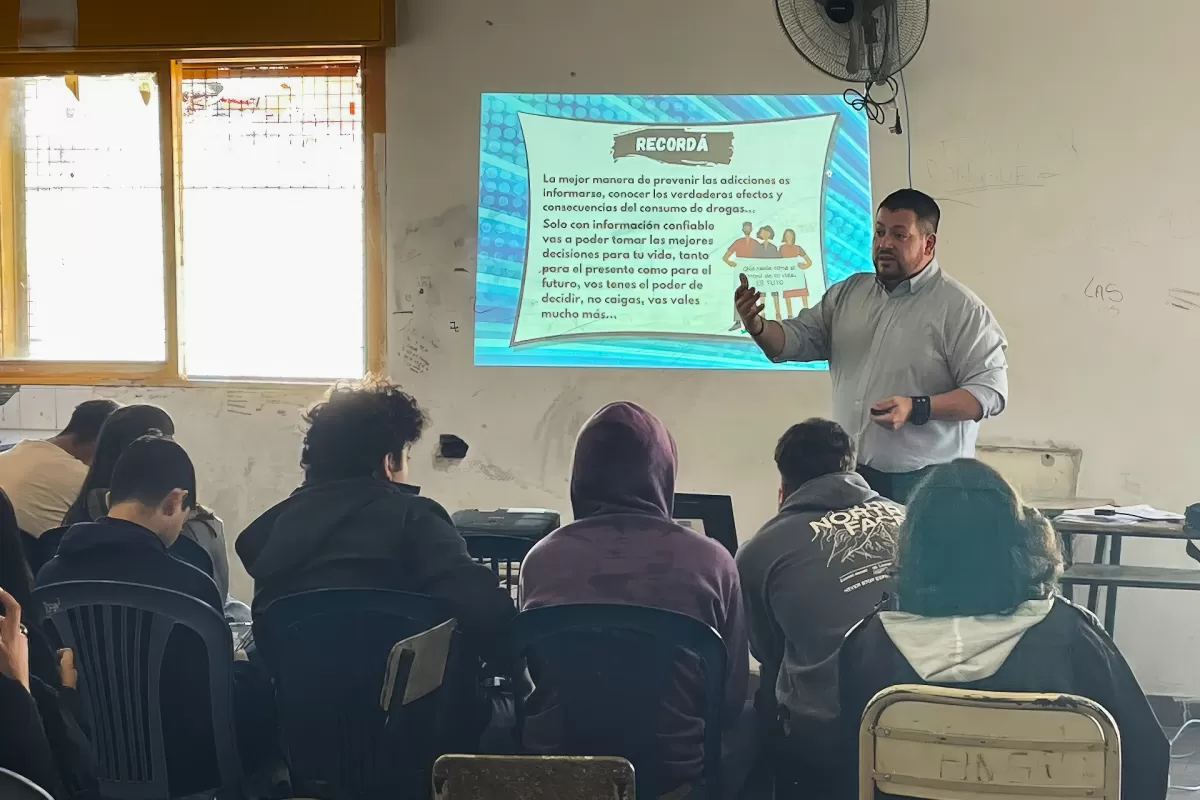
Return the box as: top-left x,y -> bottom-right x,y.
870,396 -> 913,430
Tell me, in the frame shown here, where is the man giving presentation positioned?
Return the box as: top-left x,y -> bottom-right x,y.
734,189 -> 1009,503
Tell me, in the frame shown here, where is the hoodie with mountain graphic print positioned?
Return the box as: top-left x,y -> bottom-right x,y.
736,471 -> 902,761
839,596 -> 1169,798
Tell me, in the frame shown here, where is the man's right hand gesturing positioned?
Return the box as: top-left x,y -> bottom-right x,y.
734,273 -> 766,336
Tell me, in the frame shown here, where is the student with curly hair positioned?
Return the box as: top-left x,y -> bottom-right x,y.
837,458 -> 1168,797
236,380 -> 515,669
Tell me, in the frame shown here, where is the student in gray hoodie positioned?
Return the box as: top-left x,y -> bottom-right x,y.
736,419 -> 902,788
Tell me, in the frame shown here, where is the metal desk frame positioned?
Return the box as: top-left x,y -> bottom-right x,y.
1055,518 -> 1196,635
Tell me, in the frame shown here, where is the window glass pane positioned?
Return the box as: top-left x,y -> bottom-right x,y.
180,67 -> 364,381
14,73 -> 166,361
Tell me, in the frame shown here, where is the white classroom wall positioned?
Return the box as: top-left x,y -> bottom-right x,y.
5,0 -> 1200,696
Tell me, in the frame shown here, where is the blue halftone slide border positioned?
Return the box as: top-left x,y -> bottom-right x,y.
474,94 -> 871,370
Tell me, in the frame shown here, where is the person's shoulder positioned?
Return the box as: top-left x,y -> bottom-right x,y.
523,518 -> 598,562
691,523 -> 738,568
1048,595 -> 1108,637
662,519 -> 740,587
403,492 -> 455,526
735,510 -> 791,565
0,440 -> 44,469
349,481 -> 454,525
931,267 -> 994,313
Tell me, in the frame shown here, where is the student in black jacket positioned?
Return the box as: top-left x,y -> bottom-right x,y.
61,404 -> 249,623
235,381 -> 516,726
0,586 -> 61,796
838,459 -> 1169,799
36,435 -> 274,797
1,489 -> 95,800
0,586 -> 95,800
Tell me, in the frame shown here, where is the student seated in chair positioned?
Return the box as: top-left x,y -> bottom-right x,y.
236,381 -> 515,725
0,587 -> 96,800
837,458 -> 1169,798
61,404 -> 249,623
519,401 -> 751,798
36,434 -> 275,797
0,399 -> 119,537
735,419 -> 902,792
1,499 -> 96,800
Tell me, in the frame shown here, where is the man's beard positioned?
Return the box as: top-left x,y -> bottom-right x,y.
875,253 -> 902,269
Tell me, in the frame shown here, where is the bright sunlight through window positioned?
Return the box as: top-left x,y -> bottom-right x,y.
18,73 -> 166,361
180,66 -> 365,381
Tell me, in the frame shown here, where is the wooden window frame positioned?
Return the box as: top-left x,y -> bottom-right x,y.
0,49 -> 387,387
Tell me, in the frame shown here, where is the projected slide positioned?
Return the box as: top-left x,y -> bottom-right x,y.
475,95 -> 872,370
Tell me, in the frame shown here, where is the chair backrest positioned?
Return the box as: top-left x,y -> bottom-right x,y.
253,588 -> 464,800
32,580 -> 242,800
432,754 -> 634,800
512,603 -> 726,800
462,534 -> 536,601
27,526 -> 66,577
858,684 -> 1121,800
0,768 -> 56,800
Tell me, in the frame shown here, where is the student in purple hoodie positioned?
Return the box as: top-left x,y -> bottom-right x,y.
519,401 -> 751,799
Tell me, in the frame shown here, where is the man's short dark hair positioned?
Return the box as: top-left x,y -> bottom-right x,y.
109,434 -> 196,511
59,399 -> 121,443
301,380 -> 426,482
879,188 -> 941,234
775,418 -> 857,499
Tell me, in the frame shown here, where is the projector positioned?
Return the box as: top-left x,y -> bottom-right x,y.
451,508 -> 561,541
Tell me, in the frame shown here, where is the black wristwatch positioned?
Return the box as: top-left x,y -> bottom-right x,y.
910,395 -> 931,426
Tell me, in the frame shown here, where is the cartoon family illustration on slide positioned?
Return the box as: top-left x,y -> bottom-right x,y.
723,221 -> 814,332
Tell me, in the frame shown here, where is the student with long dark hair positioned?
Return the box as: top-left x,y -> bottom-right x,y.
838,458 -> 1169,797
59,405 -> 246,622
62,405 -> 176,527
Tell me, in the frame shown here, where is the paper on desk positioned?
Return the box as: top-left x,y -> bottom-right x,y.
1055,504 -> 1185,524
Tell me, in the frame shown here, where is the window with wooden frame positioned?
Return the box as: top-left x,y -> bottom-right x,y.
0,53 -> 386,385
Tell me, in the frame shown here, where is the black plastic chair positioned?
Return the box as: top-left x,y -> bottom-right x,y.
0,768 -> 55,800
462,534 -> 536,601
31,580 -> 242,800
512,603 -> 727,800
254,588 -> 468,800
25,526 -> 65,578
